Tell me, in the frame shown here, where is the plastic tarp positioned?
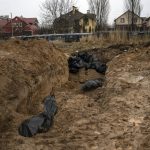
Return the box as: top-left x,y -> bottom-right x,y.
80,79 -> 103,91
68,52 -> 107,74
18,95 -> 57,137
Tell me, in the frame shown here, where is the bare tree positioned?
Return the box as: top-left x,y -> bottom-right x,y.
41,0 -> 75,26
124,0 -> 142,16
87,0 -> 109,31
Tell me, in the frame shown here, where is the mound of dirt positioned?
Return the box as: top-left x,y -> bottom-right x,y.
96,48 -> 150,149
49,46 -> 150,150
0,40 -> 69,133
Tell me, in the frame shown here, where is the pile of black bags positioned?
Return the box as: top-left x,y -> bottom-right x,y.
18,95 -> 57,137
68,51 -> 107,74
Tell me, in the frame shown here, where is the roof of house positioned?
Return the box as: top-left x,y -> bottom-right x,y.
21,18 -> 38,24
146,17 -> 150,21
114,10 -> 141,21
82,13 -> 96,20
141,17 -> 147,21
0,19 -> 9,28
54,9 -> 95,26
61,10 -> 84,21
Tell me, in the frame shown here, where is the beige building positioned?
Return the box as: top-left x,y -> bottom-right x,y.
53,7 -> 96,33
114,10 -> 143,30
79,14 -> 96,33
146,17 -> 150,29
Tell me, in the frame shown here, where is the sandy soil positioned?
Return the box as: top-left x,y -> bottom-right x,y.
0,39 -> 68,134
0,40 -> 150,150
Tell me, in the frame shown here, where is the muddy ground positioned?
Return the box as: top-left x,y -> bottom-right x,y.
0,40 -> 150,150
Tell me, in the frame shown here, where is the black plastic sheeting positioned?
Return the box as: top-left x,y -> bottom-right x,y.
68,51 -> 107,74
18,95 -> 57,137
80,79 -> 104,91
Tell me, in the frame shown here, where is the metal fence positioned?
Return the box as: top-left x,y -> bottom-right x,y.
4,31 -> 150,42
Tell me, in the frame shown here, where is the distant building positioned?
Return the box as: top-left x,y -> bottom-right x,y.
0,19 -> 9,32
114,10 -> 143,31
53,6 -> 96,33
0,15 -> 9,20
2,16 -> 39,36
0,15 -> 10,35
145,17 -> 150,30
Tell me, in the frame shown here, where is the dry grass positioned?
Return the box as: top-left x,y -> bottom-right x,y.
52,31 -> 150,53
83,31 -> 150,44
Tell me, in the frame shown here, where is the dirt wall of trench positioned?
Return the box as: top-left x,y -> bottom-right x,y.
0,40 -> 69,132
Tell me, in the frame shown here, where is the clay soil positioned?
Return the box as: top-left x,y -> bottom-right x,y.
0,39 -> 150,150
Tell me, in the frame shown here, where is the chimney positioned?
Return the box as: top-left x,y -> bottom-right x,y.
87,10 -> 90,14
72,6 -> 77,14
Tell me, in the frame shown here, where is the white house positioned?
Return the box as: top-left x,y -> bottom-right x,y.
114,10 -> 143,31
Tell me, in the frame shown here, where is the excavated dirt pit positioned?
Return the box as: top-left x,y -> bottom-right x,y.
0,40 -> 150,150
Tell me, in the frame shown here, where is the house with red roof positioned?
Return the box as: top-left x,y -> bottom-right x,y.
0,19 -> 9,33
2,16 -> 39,36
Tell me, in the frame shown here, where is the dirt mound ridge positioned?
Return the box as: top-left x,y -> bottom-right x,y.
97,48 -> 150,149
0,40 -> 69,132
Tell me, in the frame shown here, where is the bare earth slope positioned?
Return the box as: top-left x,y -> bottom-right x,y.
97,48 -> 150,149
50,47 -> 150,150
0,40 -> 68,135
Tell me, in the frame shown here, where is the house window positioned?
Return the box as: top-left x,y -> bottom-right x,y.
19,23 -> 22,27
84,17 -> 89,25
89,26 -> 91,32
120,18 -> 125,23
134,18 -> 137,23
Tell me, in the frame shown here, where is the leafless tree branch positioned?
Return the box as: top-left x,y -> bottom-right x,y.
41,0 -> 75,26
87,0 -> 109,30
124,0 -> 143,16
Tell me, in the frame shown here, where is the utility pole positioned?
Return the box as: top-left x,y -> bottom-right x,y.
131,0 -> 134,32
10,13 -> 13,37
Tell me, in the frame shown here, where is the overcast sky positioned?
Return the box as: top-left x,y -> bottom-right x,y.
0,0 -> 150,24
